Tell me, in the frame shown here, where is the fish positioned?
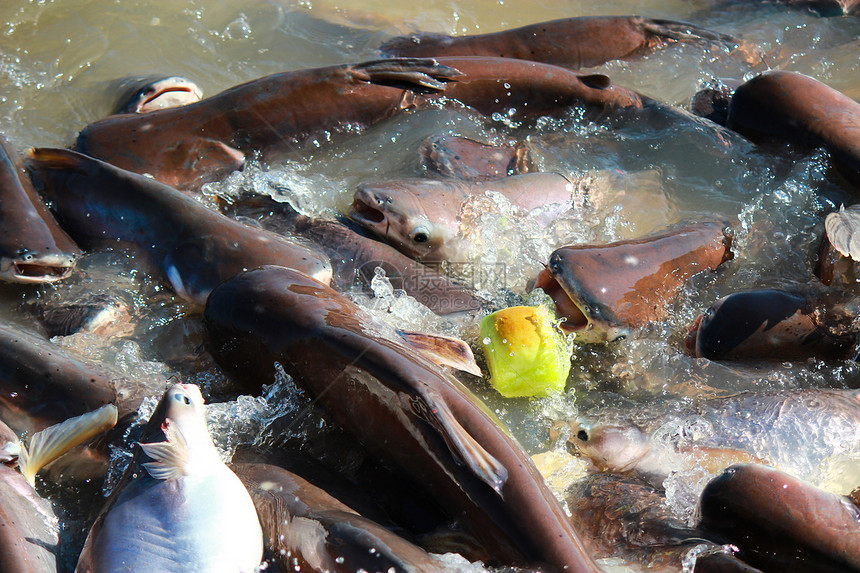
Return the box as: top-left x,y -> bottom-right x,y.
348,172 -> 576,261
74,58 -> 464,189
76,383 -> 263,572
419,134 -> 534,182
379,16 -> 739,70
685,289 -> 857,361
223,194 -> 485,315
726,70 -> 860,187
203,265 -> 600,571
24,292 -> 134,338
112,75 -> 203,114
231,462 -> 449,572
534,219 -> 733,343
689,79 -> 741,127
74,57 -> 652,191
0,405 -> 118,573
0,321 -> 139,438
566,389 -> 860,485
566,472 -> 737,572
698,463 -> 860,572
26,148 -> 332,305
0,135 -> 80,283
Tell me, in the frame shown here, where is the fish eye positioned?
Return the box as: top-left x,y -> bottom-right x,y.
576,429 -> 589,442
411,228 -> 430,244
173,393 -> 191,405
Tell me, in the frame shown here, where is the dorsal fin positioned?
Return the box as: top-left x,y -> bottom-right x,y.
579,74 -> 612,89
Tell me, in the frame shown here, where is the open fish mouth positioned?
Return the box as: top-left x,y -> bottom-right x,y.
533,268 -> 590,333
137,86 -> 200,113
348,193 -> 387,227
1,256 -> 75,283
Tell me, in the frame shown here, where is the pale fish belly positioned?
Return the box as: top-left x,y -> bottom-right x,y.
84,467 -> 262,572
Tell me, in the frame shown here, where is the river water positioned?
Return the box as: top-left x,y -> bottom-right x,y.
2,0 -> 860,571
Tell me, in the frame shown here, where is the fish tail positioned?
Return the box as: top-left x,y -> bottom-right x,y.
17,404 -> 118,486
25,147 -> 98,175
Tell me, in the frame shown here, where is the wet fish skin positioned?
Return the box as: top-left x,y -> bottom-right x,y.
74,59 -> 463,190
76,384 -> 263,573
232,462 -> 448,573
0,322 -> 137,438
727,70 -> 860,187
203,265 -> 600,572
26,148 -> 332,305
686,289 -> 857,361
0,464 -> 59,573
698,463 -> 860,572
419,134 -> 533,182
349,172 -> 574,262
380,16 -> 739,70
223,194 -> 484,315
535,219 -> 733,343
567,389 -> 860,484
566,472 -> 728,570
0,135 -> 80,284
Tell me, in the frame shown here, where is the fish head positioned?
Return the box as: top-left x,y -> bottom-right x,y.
348,180 -> 461,261
533,250 -> 629,343
568,419 -> 651,473
0,249 -> 77,284
113,75 -> 203,114
163,384 -> 207,428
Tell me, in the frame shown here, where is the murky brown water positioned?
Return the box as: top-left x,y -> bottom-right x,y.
2,0 -> 860,571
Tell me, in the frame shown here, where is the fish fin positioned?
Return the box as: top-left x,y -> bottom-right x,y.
645,19 -> 739,50
139,418 -> 191,480
418,396 -> 508,493
682,445 -> 766,474
578,74 -> 612,90
26,148 -> 96,175
353,58 -> 464,93
826,205 -> 860,261
17,404 -> 118,487
398,330 -> 482,377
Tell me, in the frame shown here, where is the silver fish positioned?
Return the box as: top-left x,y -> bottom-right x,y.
76,384 -> 263,572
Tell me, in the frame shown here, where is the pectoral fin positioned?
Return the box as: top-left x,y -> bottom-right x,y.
398,330 -> 482,377
18,404 -> 118,487
422,396 -> 508,493
140,418 -> 191,480
354,58 -> 464,92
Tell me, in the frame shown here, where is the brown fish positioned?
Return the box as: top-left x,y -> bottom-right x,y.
534,219 -> 733,343
419,134 -> 533,182
0,135 -> 80,283
348,172 -> 575,261
74,57 -> 650,190
566,472 -> 737,572
698,463 -> 860,572
0,322 -> 138,438
685,289 -> 857,361
26,148 -> 332,305
203,265 -> 600,571
380,16 -> 738,70
223,194 -> 484,315
74,59 -> 463,189
726,70 -> 860,186
232,462 -> 448,572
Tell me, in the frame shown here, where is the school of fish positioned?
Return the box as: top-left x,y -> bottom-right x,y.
1,1 -> 860,572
